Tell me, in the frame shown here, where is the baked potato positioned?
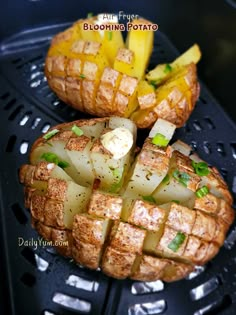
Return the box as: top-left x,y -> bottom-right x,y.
19,116 -> 234,282
45,14 -> 201,128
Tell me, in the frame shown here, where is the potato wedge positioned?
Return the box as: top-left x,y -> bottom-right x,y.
126,19 -> 154,79
146,44 -> 201,83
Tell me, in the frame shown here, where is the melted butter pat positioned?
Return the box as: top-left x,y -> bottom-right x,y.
101,127 -> 133,160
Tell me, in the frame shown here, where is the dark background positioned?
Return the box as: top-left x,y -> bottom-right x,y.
0,0 -> 235,123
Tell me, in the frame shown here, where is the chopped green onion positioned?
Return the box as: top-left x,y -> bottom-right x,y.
162,174 -> 170,185
164,63 -> 172,73
142,195 -> 156,204
112,168 -> 121,179
109,178 -> 122,193
87,12 -> 93,18
173,170 -> 191,187
107,31 -> 113,41
149,80 -> 157,89
41,152 -> 70,169
79,74 -> 86,79
195,186 -> 209,198
168,232 -> 186,252
172,200 -> 180,204
72,125 -> 84,136
58,160 -> 70,169
109,168 -> 123,193
152,133 -> 169,147
43,129 -> 59,140
41,152 -> 59,164
149,79 -> 161,89
191,161 -> 210,176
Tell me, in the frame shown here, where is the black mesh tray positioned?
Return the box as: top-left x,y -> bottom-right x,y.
0,24 -> 236,315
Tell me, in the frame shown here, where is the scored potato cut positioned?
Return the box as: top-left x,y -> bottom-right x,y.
172,140 -> 233,205
123,118 -> 175,198
30,130 -> 82,183
114,48 -> 135,77
19,162 -> 73,193
20,117 -> 235,282
101,27 -> 125,64
121,199 -> 168,231
126,19 -> 154,79
65,135 -> 95,186
81,14 -> 125,64
87,190 -> 123,220
45,15 -> 201,128
152,150 -> 200,207
130,255 -> 169,281
30,117 -> 137,191
131,63 -> 200,128
32,219 -> 73,257
72,213 -> 111,269
90,117 -> 137,192
123,141 -> 171,198
90,134 -> 129,193
137,80 -> 156,110
63,181 -> 91,229
30,177 -> 91,229
161,260 -> 194,282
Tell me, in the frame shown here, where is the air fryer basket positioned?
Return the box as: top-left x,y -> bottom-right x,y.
0,24 -> 236,315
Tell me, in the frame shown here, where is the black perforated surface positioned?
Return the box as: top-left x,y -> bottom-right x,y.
0,26 -> 236,315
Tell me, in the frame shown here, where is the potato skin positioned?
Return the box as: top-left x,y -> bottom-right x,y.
44,19 -> 200,128
131,255 -> 169,281
20,117 -> 234,282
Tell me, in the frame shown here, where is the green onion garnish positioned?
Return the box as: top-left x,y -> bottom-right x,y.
195,186 -> 209,198
109,168 -> 123,193
43,129 -> 59,140
41,152 -> 59,164
107,31 -> 113,41
109,178 -> 122,193
72,125 -> 84,136
149,80 -> 161,89
162,174 -> 170,185
142,195 -> 156,204
149,80 -> 157,89
191,161 -> 210,176
152,133 -> 169,147
112,168 -> 121,179
173,170 -> 191,187
79,74 -> 86,79
41,152 -> 70,169
164,63 -> 172,73
172,200 -> 180,204
87,12 -> 93,18
168,232 -> 186,252
58,160 -> 70,169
